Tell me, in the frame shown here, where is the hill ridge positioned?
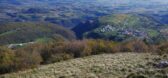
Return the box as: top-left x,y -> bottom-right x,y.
1,53 -> 166,78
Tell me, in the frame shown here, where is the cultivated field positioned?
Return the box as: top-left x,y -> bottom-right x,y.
1,53 -> 168,78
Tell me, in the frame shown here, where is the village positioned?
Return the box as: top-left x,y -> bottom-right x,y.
99,24 -> 148,38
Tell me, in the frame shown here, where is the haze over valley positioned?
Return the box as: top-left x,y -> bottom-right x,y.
0,0 -> 168,27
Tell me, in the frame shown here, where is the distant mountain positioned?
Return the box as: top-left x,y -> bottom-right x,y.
0,0 -> 167,42
73,14 -> 167,43
0,0 -> 167,27
0,22 -> 76,45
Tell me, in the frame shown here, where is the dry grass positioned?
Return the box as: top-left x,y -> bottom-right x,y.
0,53 -> 168,78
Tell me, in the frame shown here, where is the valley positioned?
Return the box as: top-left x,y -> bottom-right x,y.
73,14 -> 167,43
0,0 -> 168,28
0,0 -> 168,77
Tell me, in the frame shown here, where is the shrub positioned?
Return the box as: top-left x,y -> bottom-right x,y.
86,39 -> 119,54
13,45 -> 43,71
89,40 -> 107,54
120,39 -> 149,52
44,53 -> 72,63
0,47 -> 15,74
39,41 -> 72,64
0,39 -> 162,75
64,40 -> 91,58
157,42 -> 168,55
0,46 -> 42,74
0,40 -> 117,74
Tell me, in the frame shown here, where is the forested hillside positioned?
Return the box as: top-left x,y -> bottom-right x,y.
73,14 -> 167,43
0,0 -> 167,27
0,22 -> 76,45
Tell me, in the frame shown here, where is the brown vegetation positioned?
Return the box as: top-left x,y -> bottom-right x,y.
0,39 -> 167,74
119,39 -> 149,52
0,47 -> 15,74
157,41 -> 168,55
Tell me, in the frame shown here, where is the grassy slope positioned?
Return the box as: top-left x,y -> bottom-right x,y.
1,53 -> 167,78
99,14 -> 159,28
84,14 -> 161,41
0,22 -> 76,45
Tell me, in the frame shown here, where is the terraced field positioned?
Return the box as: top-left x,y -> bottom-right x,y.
1,53 -> 168,78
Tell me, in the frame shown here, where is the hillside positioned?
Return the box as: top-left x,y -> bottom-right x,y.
1,53 -> 167,78
73,14 -> 166,43
0,0 -> 167,27
0,22 -> 76,45
0,0 -> 168,78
